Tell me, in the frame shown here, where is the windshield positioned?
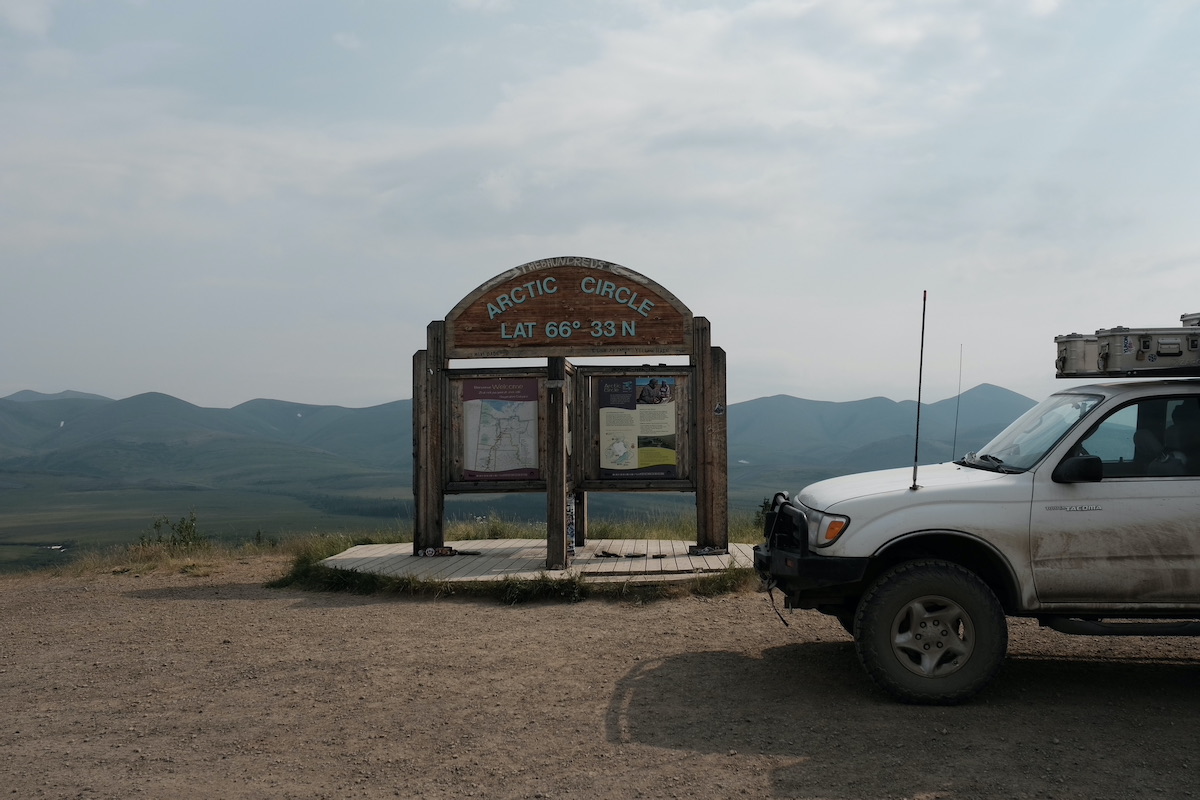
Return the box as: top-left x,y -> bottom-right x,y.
961,392 -> 1103,472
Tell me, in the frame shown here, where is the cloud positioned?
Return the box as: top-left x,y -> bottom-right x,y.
332,31 -> 363,51
0,0 -> 57,37
1,0 -> 1197,408
451,0 -> 512,12
0,1 -> 1056,249
1027,0 -> 1063,16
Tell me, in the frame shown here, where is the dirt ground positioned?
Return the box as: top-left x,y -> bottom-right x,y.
2,556 -> 1199,800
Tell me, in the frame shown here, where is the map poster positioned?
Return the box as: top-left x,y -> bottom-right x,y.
461,378 -> 540,480
598,376 -> 678,479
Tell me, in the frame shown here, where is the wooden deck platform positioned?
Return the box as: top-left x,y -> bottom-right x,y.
320,538 -> 755,584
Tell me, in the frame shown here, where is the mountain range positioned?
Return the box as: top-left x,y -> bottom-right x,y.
0,384 -> 1035,568
0,390 -> 410,480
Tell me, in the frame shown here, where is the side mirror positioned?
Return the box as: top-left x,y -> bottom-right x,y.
1052,455 -> 1103,483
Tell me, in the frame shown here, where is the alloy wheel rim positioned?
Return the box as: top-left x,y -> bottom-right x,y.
889,594 -> 974,677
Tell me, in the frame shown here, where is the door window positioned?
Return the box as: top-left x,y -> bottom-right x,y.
1079,396 -> 1200,477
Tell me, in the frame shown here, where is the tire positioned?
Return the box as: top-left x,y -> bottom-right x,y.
854,559 -> 1007,705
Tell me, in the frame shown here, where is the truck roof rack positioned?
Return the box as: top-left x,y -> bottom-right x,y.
1056,312 -> 1200,378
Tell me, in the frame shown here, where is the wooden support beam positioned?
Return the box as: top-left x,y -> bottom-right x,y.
414,322 -> 446,552
693,318 -> 729,548
706,344 -> 729,547
546,357 -> 569,569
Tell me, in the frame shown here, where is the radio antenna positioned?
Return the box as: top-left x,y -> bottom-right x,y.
951,343 -> 963,459
911,290 -> 927,491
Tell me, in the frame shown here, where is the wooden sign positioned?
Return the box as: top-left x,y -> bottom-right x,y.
415,256 -> 726,563
444,256 -> 693,358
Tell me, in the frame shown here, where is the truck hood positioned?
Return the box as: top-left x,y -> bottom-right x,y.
797,462 -> 1011,512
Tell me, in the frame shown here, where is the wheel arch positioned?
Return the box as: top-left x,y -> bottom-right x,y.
867,531 -> 1021,614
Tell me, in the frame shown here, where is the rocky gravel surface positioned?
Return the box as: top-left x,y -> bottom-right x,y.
2,556 -> 1199,799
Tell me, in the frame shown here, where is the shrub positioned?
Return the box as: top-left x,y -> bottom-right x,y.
141,510 -> 207,548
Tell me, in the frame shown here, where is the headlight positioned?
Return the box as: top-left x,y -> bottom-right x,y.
803,507 -> 850,547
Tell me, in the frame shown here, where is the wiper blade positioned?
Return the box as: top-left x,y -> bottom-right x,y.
960,451 -> 1021,473
978,453 -> 1027,473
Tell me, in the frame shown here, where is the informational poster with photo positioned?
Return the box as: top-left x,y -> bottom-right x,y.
461,378 -> 539,480
598,376 -> 678,479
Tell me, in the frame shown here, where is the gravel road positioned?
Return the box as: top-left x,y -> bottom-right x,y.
2,556 -> 1198,799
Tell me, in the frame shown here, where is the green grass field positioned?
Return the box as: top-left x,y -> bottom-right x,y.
1,473 -> 767,573
0,473 -> 413,572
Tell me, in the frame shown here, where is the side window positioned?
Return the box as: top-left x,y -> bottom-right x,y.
1164,397 -> 1200,475
1078,396 -> 1200,478
1081,404 -> 1137,465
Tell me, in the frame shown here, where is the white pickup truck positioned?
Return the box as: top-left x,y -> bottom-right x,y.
756,378 -> 1200,704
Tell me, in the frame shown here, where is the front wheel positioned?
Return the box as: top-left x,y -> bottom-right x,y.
855,560 -> 1007,705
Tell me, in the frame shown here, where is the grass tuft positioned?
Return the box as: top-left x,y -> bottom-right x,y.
445,513 -> 544,541
495,573 -> 589,604
49,527 -> 413,581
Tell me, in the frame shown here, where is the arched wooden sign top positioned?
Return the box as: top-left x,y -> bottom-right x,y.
444,256 -> 693,359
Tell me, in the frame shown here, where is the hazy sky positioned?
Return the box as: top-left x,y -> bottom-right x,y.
3,0 -> 1198,409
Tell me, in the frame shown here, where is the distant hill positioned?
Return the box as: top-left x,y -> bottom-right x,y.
0,384 -> 1034,567
232,398 -> 410,469
0,392 -> 412,484
2,390 -> 113,403
726,383 -> 1035,496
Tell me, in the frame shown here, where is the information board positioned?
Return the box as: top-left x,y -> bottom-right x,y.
596,376 -> 681,479
459,377 -> 540,481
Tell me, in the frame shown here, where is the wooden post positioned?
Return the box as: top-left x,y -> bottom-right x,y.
693,318 -> 728,548
708,344 -> 729,547
412,348 -> 426,548
414,322 -> 446,553
568,366 -> 587,548
546,357 -> 569,569
693,319 -> 710,546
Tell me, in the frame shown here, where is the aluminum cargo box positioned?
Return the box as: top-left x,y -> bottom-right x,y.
1055,313 -> 1200,378
1054,333 -> 1099,377
1092,326 -> 1200,377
